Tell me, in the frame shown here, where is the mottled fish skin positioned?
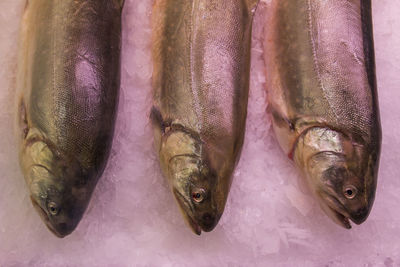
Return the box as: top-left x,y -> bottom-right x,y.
264,0 -> 381,228
151,0 -> 259,234
16,0 -> 124,237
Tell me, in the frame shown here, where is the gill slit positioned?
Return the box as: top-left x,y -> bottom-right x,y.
306,0 -> 339,123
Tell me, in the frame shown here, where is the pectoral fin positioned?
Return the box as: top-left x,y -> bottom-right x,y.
18,97 -> 29,139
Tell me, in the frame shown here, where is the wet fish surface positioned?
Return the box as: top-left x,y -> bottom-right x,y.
16,0 -> 124,237
151,0 -> 259,234
264,0 -> 381,228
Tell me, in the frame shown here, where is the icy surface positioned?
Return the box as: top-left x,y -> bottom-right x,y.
0,0 -> 399,266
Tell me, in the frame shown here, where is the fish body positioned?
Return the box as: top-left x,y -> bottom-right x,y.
264,0 -> 381,228
152,0 -> 258,234
16,0 -> 124,237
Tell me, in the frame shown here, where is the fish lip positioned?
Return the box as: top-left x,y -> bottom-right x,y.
173,189 -> 202,235
30,196 -> 68,238
319,192 -> 352,229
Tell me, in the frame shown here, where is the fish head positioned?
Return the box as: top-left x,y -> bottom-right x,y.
307,151 -> 373,228
295,127 -> 379,228
22,138 -> 89,238
169,155 -> 220,235
28,164 -> 86,238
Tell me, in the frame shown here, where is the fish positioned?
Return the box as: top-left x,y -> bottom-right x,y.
263,0 -> 381,228
16,0 -> 124,237
151,0 -> 259,235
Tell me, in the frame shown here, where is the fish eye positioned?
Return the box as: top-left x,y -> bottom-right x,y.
47,201 -> 59,216
343,185 -> 357,199
191,188 -> 206,203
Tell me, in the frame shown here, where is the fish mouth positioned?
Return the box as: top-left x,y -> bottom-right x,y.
173,189 -> 202,235
30,196 -> 68,238
318,192 -> 352,229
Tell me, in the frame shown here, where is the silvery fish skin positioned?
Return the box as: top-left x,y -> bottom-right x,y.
151,0 -> 258,234
264,0 -> 381,228
16,0 -> 124,237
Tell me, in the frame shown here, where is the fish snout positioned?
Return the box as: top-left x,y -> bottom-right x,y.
196,212 -> 220,232
350,207 -> 369,225
51,222 -> 75,238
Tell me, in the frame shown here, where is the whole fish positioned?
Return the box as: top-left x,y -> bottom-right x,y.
16,0 -> 124,237
264,0 -> 381,228
151,0 -> 259,234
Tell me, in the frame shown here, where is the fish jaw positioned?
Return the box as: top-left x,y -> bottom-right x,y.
173,188 -> 220,235
158,128 -> 221,234
30,196 -> 74,238
173,189 -> 202,235
167,153 -> 204,235
294,127 -> 377,228
317,189 -> 370,228
310,166 -> 373,228
317,192 -> 352,229
28,175 -> 88,238
22,136 -> 85,238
